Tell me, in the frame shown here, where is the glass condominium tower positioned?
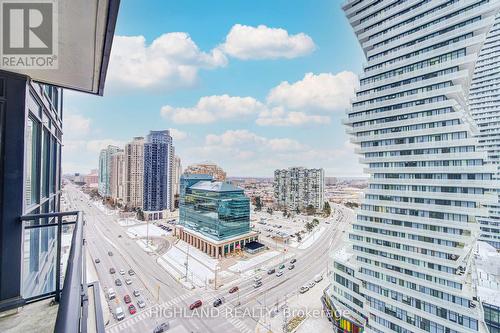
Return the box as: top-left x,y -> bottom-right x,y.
469,13 -> 500,249
335,1 -> 500,333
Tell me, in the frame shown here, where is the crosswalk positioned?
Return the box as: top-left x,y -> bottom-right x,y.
226,316 -> 254,333
106,292 -> 194,333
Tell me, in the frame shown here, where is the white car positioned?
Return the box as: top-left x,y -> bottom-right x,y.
253,275 -> 262,282
314,274 -> 323,283
299,286 -> 309,294
137,300 -> 146,309
307,281 -> 315,289
115,307 -> 125,321
119,269 -> 125,275
125,279 -> 132,285
276,270 -> 284,277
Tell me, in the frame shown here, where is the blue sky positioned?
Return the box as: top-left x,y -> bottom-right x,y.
63,0 -> 365,177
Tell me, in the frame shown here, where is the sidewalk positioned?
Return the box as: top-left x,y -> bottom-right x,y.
255,278 -> 331,333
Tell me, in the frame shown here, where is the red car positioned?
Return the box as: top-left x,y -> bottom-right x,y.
229,286 -> 239,294
189,300 -> 202,310
124,295 -> 131,304
128,304 -> 136,314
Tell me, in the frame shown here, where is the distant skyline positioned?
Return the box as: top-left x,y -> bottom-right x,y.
62,0 -> 365,177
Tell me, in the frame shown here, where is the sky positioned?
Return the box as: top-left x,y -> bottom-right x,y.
63,0 -> 365,177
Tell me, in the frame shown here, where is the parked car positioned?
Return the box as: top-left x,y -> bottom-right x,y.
267,268 -> 276,275
94,258 -> 100,264
299,285 -> 309,294
276,270 -> 284,277
125,278 -> 132,285
119,269 -> 125,275
137,300 -> 146,309
253,275 -> 262,282
290,258 -> 297,264
189,300 -> 202,310
109,268 -> 116,274
133,290 -> 140,297
253,281 -> 263,288
108,251 -> 113,256
288,264 -> 295,270
115,307 -> 125,321
307,281 -> 316,289
278,264 -> 285,270
314,274 -> 323,283
213,297 -> 224,307
124,295 -> 131,303
128,304 -> 137,314
128,269 -> 135,276
115,279 -> 122,286
229,286 -> 239,294
153,322 -> 170,333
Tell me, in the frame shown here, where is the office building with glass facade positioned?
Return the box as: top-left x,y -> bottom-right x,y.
176,174 -> 258,258
98,145 -> 120,197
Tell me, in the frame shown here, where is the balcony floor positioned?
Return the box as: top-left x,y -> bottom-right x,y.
0,299 -> 58,333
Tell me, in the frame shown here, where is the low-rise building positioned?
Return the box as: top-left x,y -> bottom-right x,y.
184,162 -> 227,181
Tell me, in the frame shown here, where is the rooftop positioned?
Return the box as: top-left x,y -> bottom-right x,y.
475,241 -> 500,306
190,181 -> 243,192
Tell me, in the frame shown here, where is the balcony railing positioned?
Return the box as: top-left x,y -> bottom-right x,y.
20,211 -> 104,333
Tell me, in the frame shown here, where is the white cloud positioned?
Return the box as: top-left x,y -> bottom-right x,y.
219,24 -> 315,60
63,114 -> 91,137
168,128 -> 188,141
256,106 -> 330,126
160,95 -> 265,124
107,33 -> 227,90
267,71 -> 358,111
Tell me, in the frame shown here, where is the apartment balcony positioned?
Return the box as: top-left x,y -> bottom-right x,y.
0,211 -> 104,333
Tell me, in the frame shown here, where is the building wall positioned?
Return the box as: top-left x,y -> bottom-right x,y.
143,130 -> 174,212
333,1 -> 500,333
469,13 -> 500,249
124,136 -> 144,209
274,167 -> 325,212
171,155 -> 182,208
98,145 -> 120,197
0,72 -> 63,303
110,150 -> 125,203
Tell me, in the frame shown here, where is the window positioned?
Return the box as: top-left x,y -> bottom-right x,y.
25,117 -> 40,207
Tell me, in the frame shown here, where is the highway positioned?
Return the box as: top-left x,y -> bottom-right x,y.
63,183 -> 352,333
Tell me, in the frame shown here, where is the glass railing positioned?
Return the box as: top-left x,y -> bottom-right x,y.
20,211 -> 104,333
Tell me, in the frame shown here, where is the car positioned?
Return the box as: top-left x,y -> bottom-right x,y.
278,264 -> 285,270
124,295 -> 131,303
153,322 -> 170,333
133,290 -> 140,297
119,269 -> 125,275
115,279 -> 122,286
115,307 -> 125,321
299,285 -> 309,294
307,281 -> 316,289
290,258 -> 297,264
137,300 -> 146,309
189,300 -> 202,310
109,268 -> 116,274
108,251 -> 113,256
288,264 -> 295,270
253,275 -> 262,282
107,288 -> 116,300
213,297 -> 224,307
95,258 -> 100,264
229,286 -> 239,294
253,281 -> 263,288
267,268 -> 276,275
276,270 -> 284,277
128,269 -> 135,276
125,278 -> 132,285
128,304 -> 137,314
118,234 -> 122,238
314,274 -> 323,283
